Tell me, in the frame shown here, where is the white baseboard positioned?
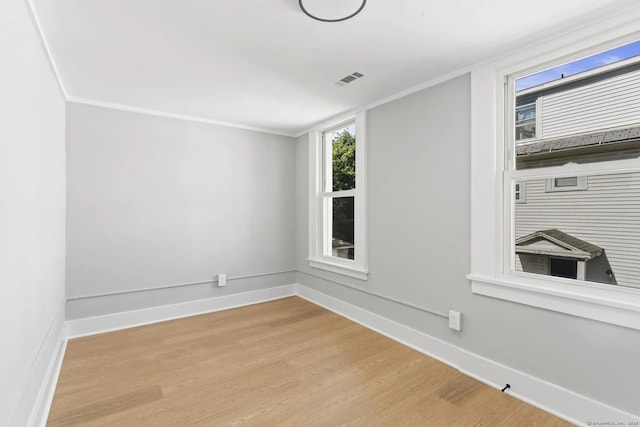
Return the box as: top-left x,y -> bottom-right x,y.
8,301 -> 67,427
31,336 -> 67,427
66,284 -> 296,338
295,283 -> 639,426
40,282 -> 637,426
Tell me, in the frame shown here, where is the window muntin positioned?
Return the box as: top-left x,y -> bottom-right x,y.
509,40 -> 640,289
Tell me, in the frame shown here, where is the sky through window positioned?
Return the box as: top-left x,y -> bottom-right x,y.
516,40 -> 640,91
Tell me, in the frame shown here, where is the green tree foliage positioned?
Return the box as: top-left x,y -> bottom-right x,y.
331,130 -> 355,250
332,130 -> 355,191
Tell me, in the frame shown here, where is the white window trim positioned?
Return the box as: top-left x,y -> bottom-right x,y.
308,110 -> 368,280
467,13 -> 640,331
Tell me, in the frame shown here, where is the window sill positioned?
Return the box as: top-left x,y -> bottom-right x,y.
308,258 -> 368,281
467,273 -> 640,330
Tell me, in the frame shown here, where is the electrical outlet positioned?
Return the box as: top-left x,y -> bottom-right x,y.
448,310 -> 462,331
217,273 -> 226,287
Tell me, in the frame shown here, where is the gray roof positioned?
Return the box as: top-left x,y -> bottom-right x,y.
515,229 -> 603,260
516,125 -> 640,156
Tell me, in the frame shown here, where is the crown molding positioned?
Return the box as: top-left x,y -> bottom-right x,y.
67,97 -> 297,138
26,0 -> 68,99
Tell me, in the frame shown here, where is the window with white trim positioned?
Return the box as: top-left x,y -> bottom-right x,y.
308,111 -> 367,280
468,22 -> 640,330
509,40 -> 640,290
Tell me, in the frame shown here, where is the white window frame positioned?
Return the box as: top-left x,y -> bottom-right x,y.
467,14 -> 640,331
308,110 -> 367,280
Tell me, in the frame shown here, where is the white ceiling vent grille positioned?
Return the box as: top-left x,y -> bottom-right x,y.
335,72 -> 365,86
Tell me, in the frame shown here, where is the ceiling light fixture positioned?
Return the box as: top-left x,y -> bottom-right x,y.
298,0 -> 366,22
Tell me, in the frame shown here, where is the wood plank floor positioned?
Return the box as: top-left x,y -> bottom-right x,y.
48,297 -> 570,426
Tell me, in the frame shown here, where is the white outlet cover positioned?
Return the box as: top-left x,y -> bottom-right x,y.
449,310 -> 462,331
218,273 -> 227,287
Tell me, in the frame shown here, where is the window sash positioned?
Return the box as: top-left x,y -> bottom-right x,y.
320,192 -> 356,260
507,163 -> 640,279
322,120 -> 356,193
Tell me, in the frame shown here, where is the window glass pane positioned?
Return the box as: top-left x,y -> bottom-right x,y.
513,172 -> 640,289
550,258 -> 578,279
327,124 -> 356,191
514,40 -> 640,170
515,103 -> 536,141
332,196 -> 354,260
516,40 -> 640,91
554,177 -> 578,187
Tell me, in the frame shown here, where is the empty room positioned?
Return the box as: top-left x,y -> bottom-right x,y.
3,0 -> 640,425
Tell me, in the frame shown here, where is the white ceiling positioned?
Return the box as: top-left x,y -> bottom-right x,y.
32,0 -> 638,136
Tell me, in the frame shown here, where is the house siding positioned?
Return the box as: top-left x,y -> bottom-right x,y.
515,253 -> 548,275
540,68 -> 640,139
514,172 -> 640,288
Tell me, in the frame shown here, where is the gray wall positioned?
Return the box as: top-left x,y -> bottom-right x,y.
66,103 -> 296,318
295,74 -> 640,415
0,0 -> 66,424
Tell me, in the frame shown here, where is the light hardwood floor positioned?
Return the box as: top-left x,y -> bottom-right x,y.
48,297 -> 570,426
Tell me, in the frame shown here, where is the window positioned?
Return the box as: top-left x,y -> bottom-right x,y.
325,124 -> 355,260
515,102 -> 537,141
550,258 -> 578,280
509,41 -> 640,290
468,19 -> 640,330
308,111 -> 367,279
545,176 -> 587,192
515,181 -> 526,203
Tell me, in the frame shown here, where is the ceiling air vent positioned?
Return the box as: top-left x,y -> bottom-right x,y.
335,72 -> 365,86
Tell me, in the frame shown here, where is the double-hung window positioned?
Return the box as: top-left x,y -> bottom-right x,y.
468,21 -> 640,330
507,40 -> 640,290
308,111 -> 367,279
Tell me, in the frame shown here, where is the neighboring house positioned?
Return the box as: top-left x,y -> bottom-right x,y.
332,237 -> 354,259
515,228 -> 607,282
514,56 -> 640,288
